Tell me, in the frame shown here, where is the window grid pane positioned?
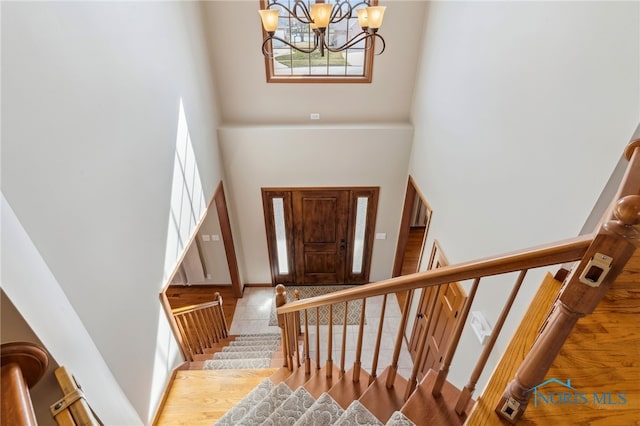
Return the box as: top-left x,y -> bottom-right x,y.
269,0 -> 370,79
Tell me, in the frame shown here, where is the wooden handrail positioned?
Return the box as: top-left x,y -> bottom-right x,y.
278,236 -> 591,316
171,300 -> 221,315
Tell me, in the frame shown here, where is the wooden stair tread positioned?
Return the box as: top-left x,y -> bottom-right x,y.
282,360 -> 317,389
269,366 -> 295,384
302,364 -> 342,399
328,367 -> 372,409
358,366 -> 409,423
401,369 -> 472,426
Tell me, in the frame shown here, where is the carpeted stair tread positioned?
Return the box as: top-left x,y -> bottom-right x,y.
385,411 -> 416,426
239,382 -> 293,425
293,392 -> 345,425
263,386 -> 316,425
213,350 -> 276,360
222,343 -> 280,353
204,358 -> 272,370
233,333 -> 281,341
335,400 -> 383,425
214,378 -> 274,426
228,339 -> 281,347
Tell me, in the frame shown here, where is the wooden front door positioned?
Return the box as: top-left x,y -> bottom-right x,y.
293,190 -> 349,284
262,187 -> 379,285
408,241 -> 467,380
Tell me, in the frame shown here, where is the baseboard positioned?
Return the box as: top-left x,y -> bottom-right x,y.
150,361 -> 189,426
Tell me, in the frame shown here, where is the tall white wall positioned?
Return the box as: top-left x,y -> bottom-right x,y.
1,2 -> 224,422
409,1 -> 639,390
219,125 -> 413,284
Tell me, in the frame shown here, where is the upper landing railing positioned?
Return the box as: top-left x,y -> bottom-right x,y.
276,123 -> 640,423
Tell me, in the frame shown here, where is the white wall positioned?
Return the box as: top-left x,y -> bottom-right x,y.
203,1 -> 427,125
1,197 -> 141,425
409,1 -> 639,391
218,125 -> 413,284
1,2 -> 224,422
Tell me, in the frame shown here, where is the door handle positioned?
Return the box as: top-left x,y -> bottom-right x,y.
340,239 -> 346,250
417,312 -> 424,319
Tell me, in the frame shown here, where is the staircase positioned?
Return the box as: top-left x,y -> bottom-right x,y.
207,333 -> 472,425
215,371 -> 419,425
158,132 -> 640,425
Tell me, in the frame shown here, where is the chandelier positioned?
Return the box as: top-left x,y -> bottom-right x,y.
259,0 -> 386,57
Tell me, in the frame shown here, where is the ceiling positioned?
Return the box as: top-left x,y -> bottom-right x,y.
201,1 -> 428,126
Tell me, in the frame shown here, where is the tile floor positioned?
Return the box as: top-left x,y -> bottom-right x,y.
229,287 -> 415,379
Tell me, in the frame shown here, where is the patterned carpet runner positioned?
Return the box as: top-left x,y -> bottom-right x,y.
215,378 -> 416,425
268,285 -> 365,326
203,333 -> 280,371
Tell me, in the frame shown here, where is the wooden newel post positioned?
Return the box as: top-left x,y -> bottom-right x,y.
214,292 -> 229,337
275,284 -> 292,369
496,192 -> 640,423
1,342 -> 49,426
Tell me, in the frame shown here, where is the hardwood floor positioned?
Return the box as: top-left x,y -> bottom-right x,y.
165,285 -> 238,330
154,368 -> 279,426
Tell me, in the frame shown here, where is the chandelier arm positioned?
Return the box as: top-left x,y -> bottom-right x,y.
265,0 -> 312,24
322,32 -> 385,55
262,34 -> 319,57
291,1 -> 313,23
330,1 -> 354,24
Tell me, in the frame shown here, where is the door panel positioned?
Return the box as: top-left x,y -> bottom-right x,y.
293,190 -> 349,284
263,187 -> 379,285
408,241 -> 467,380
419,282 -> 466,379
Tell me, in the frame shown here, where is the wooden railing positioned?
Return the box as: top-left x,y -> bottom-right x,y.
276,128 -> 640,423
275,236 -> 591,412
170,292 -> 229,362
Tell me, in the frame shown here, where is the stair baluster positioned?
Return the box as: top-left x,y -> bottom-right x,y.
316,307 -> 321,370
340,301 -> 349,377
326,304 -> 334,378
353,298 -> 366,383
304,308 -> 311,375
455,269 -> 527,414
293,290 -> 301,368
386,289 -> 414,389
369,293 -> 388,385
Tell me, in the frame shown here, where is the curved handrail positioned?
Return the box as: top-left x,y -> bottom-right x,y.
277,235 -> 592,315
